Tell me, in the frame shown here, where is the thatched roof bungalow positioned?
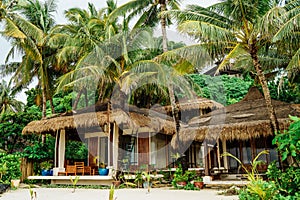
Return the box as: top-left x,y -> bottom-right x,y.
22,103 -> 176,136
177,87 -> 300,143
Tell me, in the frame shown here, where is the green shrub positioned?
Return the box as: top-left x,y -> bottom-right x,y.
0,153 -> 21,183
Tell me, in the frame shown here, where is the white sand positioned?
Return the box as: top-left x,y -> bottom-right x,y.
0,188 -> 238,200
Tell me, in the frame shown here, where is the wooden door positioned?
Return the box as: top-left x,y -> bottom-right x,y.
138,133 -> 149,166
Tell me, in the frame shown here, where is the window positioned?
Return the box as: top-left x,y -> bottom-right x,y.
150,134 -> 167,169
99,137 -> 108,164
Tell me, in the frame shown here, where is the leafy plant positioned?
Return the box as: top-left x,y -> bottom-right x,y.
142,171 -> 151,193
65,141 -> 88,160
0,153 -> 21,182
193,176 -> 203,182
172,164 -> 189,188
40,161 -> 52,170
0,162 -> 8,183
109,185 -> 116,200
222,150 -> 269,182
70,176 -> 80,193
273,115 -> 300,166
134,171 -> 143,188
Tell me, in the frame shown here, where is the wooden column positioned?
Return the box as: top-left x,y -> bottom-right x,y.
53,129 -> 66,175
113,123 -> 119,170
222,139 -> 228,169
217,140 -> 221,168
204,140 -> 209,176
58,129 -> 66,169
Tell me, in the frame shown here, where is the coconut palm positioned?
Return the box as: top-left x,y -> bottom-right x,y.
49,1 -> 122,109
0,80 -> 24,118
2,0 -> 58,118
109,0 -> 181,53
272,0 -> 300,80
162,0 -> 290,133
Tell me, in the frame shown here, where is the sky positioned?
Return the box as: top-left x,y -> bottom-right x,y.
0,0 -> 219,102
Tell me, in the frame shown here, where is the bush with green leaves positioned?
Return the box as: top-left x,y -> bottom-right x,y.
0,153 -> 21,183
65,140 -> 88,160
187,74 -> 253,105
239,116 -> 300,200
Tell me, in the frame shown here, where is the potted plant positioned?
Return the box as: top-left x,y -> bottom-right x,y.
193,176 -> 204,189
98,162 -> 109,176
40,161 -> 53,176
173,174 -> 188,187
172,164 -> 188,188
112,169 -> 121,187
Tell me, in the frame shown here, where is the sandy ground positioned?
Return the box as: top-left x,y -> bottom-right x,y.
0,188 -> 238,200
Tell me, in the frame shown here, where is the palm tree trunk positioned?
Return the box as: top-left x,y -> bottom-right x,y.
160,0 -> 168,53
250,45 -> 279,133
42,83 -> 47,119
73,89 -> 83,110
83,87 -> 88,107
168,84 -> 180,150
50,98 -> 55,115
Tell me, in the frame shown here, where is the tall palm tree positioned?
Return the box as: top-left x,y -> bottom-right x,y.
109,0 -> 181,53
0,80 -> 24,118
49,1 -> 121,109
163,0 -> 288,133
2,0 -> 57,118
273,1 -> 300,80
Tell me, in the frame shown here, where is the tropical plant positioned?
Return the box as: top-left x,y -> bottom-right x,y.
109,185 -> 116,200
240,116 -> 300,199
0,153 -> 21,183
0,162 -> 7,183
109,0 -> 182,52
49,1 -> 120,108
2,0 -> 58,118
142,171 -> 151,193
188,74 -> 253,105
0,80 -> 24,118
70,176 -> 80,193
273,115 -> 300,165
164,0 -> 291,133
222,150 -> 269,182
272,1 -> 300,80
65,141 -> 88,161
40,160 -> 52,170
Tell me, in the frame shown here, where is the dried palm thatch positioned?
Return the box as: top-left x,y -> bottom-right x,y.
172,87 -> 300,147
153,97 -> 223,114
22,103 -> 176,136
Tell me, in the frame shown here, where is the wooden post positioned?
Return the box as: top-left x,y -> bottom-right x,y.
58,129 -> 66,169
53,129 -> 66,175
113,122 -> 119,170
222,139 -> 228,169
217,140 -> 221,168
20,158 -> 33,181
204,140 -> 209,176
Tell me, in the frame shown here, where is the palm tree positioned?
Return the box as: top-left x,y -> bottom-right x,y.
49,1 -> 121,109
272,1 -> 300,81
109,0 -> 181,53
0,80 -> 24,118
2,0 -> 58,118
163,0 -> 288,133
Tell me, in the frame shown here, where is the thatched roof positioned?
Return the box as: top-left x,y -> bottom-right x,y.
22,102 -> 176,136
153,98 -> 223,114
174,87 -> 300,144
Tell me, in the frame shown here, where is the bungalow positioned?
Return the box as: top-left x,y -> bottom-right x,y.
22,87 -> 299,183
175,87 -> 300,177
22,98 -> 222,178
